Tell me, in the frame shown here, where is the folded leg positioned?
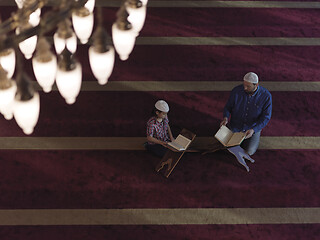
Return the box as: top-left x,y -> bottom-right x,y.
227,146 -> 255,172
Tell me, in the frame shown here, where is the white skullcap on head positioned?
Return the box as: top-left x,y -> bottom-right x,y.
243,72 -> 259,84
155,100 -> 169,113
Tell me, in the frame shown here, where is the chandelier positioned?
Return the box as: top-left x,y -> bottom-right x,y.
0,0 -> 148,134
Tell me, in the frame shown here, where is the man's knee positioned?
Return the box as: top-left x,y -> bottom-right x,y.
246,146 -> 257,156
243,131 -> 261,156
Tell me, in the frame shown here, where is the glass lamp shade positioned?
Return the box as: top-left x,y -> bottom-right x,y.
15,0 -> 24,8
53,32 -> 77,54
0,48 -> 16,79
32,55 -> 57,93
89,46 -> 115,85
16,28 -> 38,59
72,11 -> 94,44
0,81 -> 17,120
85,0 -> 95,13
19,35 -> 37,59
13,92 -> 40,135
56,63 -> 82,104
140,0 -> 148,6
126,4 -> 147,35
29,8 -> 41,27
112,23 -> 136,61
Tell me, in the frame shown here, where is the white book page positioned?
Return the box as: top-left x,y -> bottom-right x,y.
175,134 -> 191,149
168,134 -> 191,151
214,125 -> 233,146
168,141 -> 184,151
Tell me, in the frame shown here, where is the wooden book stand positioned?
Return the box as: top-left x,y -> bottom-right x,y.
155,129 -> 196,178
196,137 -> 255,172
155,130 -> 255,176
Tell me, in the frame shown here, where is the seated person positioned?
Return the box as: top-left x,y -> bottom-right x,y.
220,72 -> 272,155
145,100 -> 174,157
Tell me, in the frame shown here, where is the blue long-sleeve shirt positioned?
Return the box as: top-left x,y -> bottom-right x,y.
223,85 -> 272,133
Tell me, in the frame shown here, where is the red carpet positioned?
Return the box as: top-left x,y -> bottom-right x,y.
0,224 -> 319,240
21,44 -> 320,83
1,91 -> 319,137
0,1 -> 319,239
0,150 -> 318,209
142,8 -> 320,37
98,7 -> 320,38
89,46 -> 320,82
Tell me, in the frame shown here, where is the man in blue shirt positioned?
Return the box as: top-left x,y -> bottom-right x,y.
220,72 -> 272,155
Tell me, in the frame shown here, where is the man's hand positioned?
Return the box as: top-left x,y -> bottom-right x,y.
220,117 -> 228,127
245,129 -> 254,139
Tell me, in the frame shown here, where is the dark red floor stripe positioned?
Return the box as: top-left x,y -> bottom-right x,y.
141,8 -> 320,38
75,45 -> 320,83
19,45 -> 320,83
0,224 -> 319,240
0,91 -> 319,137
15,35 -> 320,83
98,7 -> 320,38
0,150 -> 318,209
2,7 -> 320,40
5,7 -> 320,39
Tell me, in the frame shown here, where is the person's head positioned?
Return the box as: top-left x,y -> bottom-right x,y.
243,72 -> 259,94
153,100 -> 169,119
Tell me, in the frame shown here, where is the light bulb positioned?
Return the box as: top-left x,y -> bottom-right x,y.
89,46 -> 115,85
0,81 -> 17,120
112,23 -> 136,61
15,0 -> 24,8
0,48 -> 16,78
53,32 -> 77,54
140,0 -> 148,6
126,2 -> 146,36
32,56 -> 57,93
85,0 -> 95,13
32,37 -> 57,93
14,92 -> 40,135
29,8 -> 41,27
72,7 -> 94,44
56,63 -> 82,104
16,27 -> 38,59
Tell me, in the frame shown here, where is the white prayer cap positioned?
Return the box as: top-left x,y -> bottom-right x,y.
155,100 -> 169,113
243,72 -> 259,84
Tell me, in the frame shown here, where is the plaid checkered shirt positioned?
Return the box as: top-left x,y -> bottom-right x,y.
146,116 -> 170,144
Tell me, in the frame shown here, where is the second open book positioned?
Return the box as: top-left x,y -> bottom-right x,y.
214,125 -> 246,147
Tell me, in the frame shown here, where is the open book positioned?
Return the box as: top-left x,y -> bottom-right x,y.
168,134 -> 192,151
214,125 -> 246,147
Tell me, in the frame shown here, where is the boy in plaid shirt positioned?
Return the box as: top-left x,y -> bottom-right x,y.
145,100 -> 174,157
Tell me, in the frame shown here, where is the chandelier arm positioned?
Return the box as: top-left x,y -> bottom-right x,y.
0,0 -> 46,35
91,7 -> 112,53
0,0 -> 89,52
14,44 -> 34,101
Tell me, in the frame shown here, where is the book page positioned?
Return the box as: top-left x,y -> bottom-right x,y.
175,134 -> 191,149
227,132 -> 246,147
168,141 -> 184,151
214,125 -> 233,146
168,134 -> 191,151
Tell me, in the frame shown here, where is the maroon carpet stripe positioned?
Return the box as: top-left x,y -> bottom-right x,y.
141,8 -> 320,37
0,91 -> 319,137
0,224 -> 319,240
99,7 -> 320,38
0,150 -> 318,209
4,7 -> 320,38
77,45 -> 320,83
20,45 -> 320,83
